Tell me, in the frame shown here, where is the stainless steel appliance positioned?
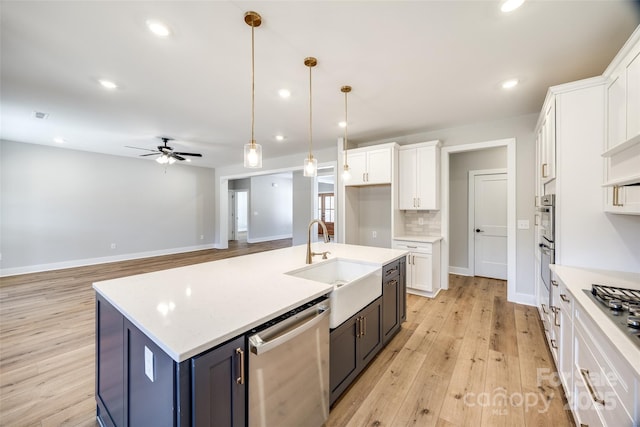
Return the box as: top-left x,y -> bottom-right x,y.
248,297 -> 330,427
538,194 -> 555,305
587,284 -> 640,348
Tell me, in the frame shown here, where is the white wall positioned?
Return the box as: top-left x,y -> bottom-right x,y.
292,171 -> 313,246
0,140 -> 215,275
449,147 -> 507,271
247,174 -> 293,242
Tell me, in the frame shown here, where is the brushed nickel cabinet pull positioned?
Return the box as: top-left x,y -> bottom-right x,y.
554,307 -> 560,327
534,214 -> 540,226
550,339 -> 558,349
613,186 -> 624,207
356,317 -> 362,338
385,267 -> 398,276
363,316 -> 366,336
560,294 -> 570,303
580,369 -> 605,406
236,348 -> 245,384
542,163 -> 548,178
551,280 -> 558,287
541,303 -> 548,314
417,198 -> 420,207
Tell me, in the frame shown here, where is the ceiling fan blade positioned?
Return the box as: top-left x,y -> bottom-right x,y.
173,152 -> 202,157
173,154 -> 186,161
140,153 -> 159,157
125,145 -> 158,153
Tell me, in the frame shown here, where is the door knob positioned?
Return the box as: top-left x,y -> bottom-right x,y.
475,229 -> 484,233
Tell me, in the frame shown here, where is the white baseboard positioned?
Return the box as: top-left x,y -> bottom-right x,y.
449,266 -> 472,276
509,291 -> 536,306
246,234 -> 292,244
0,244 -> 216,277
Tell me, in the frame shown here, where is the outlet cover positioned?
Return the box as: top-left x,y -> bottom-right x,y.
517,220 -> 530,230
144,346 -> 154,382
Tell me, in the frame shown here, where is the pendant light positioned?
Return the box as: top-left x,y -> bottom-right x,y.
341,85 -> 352,181
303,57 -> 318,177
244,11 -> 262,168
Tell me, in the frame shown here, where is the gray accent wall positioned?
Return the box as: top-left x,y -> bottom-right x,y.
0,140 -> 215,275
449,147 -> 507,270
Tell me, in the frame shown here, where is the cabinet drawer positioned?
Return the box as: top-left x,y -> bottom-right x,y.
574,304 -> 637,425
392,241 -> 432,254
574,326 -> 632,427
383,260 -> 400,279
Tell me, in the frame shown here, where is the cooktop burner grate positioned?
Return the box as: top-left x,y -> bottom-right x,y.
591,284 -> 640,304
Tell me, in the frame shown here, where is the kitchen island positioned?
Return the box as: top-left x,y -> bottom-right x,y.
93,242 -> 407,427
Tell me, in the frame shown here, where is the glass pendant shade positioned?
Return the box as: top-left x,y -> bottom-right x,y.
342,164 -> 351,181
244,141 -> 262,168
303,154 -> 317,177
156,154 -> 169,164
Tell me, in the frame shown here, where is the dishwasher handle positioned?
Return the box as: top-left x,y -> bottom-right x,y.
249,308 -> 329,355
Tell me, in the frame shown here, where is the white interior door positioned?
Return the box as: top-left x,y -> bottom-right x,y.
473,173 -> 507,280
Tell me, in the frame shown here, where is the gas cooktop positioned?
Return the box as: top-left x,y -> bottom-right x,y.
586,284 -> 640,349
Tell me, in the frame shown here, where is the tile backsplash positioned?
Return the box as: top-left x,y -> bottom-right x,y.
403,210 -> 441,236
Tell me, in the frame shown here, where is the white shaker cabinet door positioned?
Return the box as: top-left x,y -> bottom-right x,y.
398,149 -> 417,209
626,51 -> 640,140
348,152 -> 367,185
416,146 -> 439,210
607,72 -> 626,150
366,148 -> 392,184
410,252 -> 433,292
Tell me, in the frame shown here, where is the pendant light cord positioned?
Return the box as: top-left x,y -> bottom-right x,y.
344,89 -> 348,161
251,22 -> 255,145
308,64 -> 313,158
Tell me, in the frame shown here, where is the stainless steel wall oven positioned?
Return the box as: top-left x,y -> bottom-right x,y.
538,194 -> 555,303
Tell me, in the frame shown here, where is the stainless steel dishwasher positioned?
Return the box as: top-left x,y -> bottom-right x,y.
248,296 -> 330,427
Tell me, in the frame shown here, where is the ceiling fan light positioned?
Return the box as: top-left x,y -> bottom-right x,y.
168,156 -> 176,165
244,141 -> 262,168
156,154 -> 169,164
303,154 -> 317,177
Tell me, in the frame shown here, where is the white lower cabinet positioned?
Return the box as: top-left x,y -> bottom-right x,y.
392,240 -> 440,297
547,273 -> 638,427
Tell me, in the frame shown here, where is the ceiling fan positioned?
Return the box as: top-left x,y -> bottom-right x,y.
126,137 -> 203,164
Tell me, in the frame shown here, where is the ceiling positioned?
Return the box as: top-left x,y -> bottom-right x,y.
2,1 -> 639,169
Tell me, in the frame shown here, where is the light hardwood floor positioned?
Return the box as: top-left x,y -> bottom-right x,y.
0,242 -> 574,426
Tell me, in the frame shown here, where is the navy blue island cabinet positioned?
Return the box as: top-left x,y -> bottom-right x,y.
95,294 -> 246,427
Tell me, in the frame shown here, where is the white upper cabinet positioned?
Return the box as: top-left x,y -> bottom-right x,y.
397,141 -> 441,210
345,146 -> 392,186
537,100 -> 557,184
603,29 -> 640,214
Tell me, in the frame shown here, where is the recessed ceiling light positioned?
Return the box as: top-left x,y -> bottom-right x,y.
502,78 -> 519,89
278,89 -> 291,98
53,137 -> 65,144
99,79 -> 118,90
146,20 -> 171,37
501,0 -> 525,13
338,121 -> 347,128
275,135 -> 285,141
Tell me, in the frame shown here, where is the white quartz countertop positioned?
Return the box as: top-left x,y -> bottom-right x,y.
393,236 -> 442,243
550,264 -> 640,377
93,243 -> 407,362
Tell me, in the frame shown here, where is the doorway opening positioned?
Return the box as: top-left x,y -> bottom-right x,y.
441,138 -> 516,301
228,190 -> 248,242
